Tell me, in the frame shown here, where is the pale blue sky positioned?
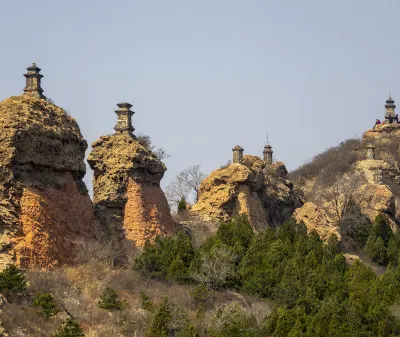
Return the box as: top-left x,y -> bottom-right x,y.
1,0 -> 399,192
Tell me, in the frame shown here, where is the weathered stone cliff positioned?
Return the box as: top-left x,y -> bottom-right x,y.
0,95 -> 96,269
88,133 -> 177,248
191,154 -> 302,230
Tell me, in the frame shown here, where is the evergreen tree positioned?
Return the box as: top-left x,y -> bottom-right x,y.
98,287 -> 123,310
140,291 -> 154,311
33,292 -> 60,318
51,318 -> 85,337
146,297 -> 172,337
178,197 -> 187,213
0,264 -> 27,293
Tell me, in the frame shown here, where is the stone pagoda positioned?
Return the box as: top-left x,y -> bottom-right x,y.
383,95 -> 396,123
263,143 -> 273,165
23,62 -> 46,99
114,102 -> 135,137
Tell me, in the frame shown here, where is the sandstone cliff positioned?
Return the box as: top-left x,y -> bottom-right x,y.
0,95 -> 96,269
191,155 -> 302,230
88,133 -> 177,248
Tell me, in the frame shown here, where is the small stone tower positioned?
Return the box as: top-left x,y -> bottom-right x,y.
384,95 -> 396,121
114,102 -> 135,137
23,62 -> 46,99
366,143 -> 376,160
263,143 -> 273,164
232,145 -> 244,164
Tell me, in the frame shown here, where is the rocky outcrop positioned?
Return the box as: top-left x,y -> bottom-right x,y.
293,202 -> 340,241
88,133 -> 177,248
0,96 -> 96,269
191,155 -> 302,230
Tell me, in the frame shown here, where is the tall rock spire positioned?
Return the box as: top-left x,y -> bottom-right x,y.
23,62 -> 46,99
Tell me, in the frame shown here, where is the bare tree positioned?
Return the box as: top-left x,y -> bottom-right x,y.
192,245 -> 236,290
136,133 -> 171,161
318,172 -> 364,222
165,164 -> 206,211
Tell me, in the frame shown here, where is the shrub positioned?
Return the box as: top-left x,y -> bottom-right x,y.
33,292 -> 60,318
189,284 -> 211,309
0,264 -> 27,293
140,290 -> 154,311
98,287 -> 123,310
51,317 -> 85,337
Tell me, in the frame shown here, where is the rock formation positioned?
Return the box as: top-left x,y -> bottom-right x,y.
292,96 -> 400,239
293,202 -> 339,241
191,145 -> 303,230
0,64 -> 96,269
88,103 -> 177,248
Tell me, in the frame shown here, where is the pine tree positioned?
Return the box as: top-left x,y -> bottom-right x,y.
178,197 -> 187,213
51,318 -> 85,337
33,292 -> 60,318
146,297 -> 172,337
0,264 -> 27,293
140,291 -> 154,311
98,287 -> 123,310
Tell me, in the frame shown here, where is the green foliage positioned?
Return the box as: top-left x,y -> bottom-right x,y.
189,284 -> 211,310
51,318 -> 85,337
98,287 -> 123,310
33,292 -> 60,318
0,264 -> 27,294
146,297 -> 172,337
178,197 -> 187,213
216,215 -> 254,252
134,216 -> 400,335
134,231 -> 194,283
140,291 -> 154,311
364,214 -> 400,266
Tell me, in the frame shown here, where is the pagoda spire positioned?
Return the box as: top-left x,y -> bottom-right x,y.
23,62 -> 46,99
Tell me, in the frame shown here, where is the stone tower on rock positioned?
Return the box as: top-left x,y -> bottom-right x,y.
0,64 -> 97,269
88,103 -> 177,248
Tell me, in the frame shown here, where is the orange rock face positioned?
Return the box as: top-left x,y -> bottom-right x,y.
0,96 -> 97,269
191,156 -> 302,230
14,174 -> 96,268
123,179 -> 177,247
88,134 -> 177,248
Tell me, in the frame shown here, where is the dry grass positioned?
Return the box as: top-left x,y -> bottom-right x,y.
0,238 -> 272,336
1,254 -> 272,336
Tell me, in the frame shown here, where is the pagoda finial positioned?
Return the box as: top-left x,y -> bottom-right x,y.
114,102 -> 135,137
23,62 -> 46,99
